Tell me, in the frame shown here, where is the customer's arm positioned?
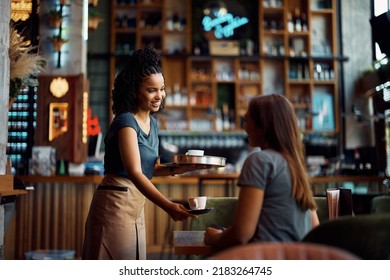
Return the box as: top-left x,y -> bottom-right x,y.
204,186 -> 264,249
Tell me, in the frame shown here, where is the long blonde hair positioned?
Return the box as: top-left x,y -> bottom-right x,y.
248,94 -> 316,210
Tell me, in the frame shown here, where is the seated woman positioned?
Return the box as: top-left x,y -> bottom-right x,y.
204,94 -> 319,250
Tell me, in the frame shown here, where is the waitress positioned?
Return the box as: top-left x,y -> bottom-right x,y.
82,47 -> 196,260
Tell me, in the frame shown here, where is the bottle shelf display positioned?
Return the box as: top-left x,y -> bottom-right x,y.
7,87 -> 37,174
110,0 -> 339,133
260,0 -> 339,133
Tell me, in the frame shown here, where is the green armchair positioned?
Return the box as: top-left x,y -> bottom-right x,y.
187,197 -> 238,259
371,196 -> 390,214
302,214 -> 390,259
189,197 -> 238,231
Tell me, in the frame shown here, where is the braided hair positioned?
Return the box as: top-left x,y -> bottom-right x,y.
111,46 -> 163,115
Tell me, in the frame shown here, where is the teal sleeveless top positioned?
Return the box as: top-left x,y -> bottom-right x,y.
103,112 -> 159,179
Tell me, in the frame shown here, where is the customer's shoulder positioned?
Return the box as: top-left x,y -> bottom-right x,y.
248,148 -> 280,158
246,149 -> 285,166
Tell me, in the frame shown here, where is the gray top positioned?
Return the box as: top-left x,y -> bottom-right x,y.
103,112 -> 159,179
238,149 -> 312,242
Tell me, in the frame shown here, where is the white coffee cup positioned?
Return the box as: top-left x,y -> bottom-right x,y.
186,149 -> 204,156
188,196 -> 207,210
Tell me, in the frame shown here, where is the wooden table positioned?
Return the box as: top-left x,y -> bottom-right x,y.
173,231 -> 217,256
0,174 -> 28,204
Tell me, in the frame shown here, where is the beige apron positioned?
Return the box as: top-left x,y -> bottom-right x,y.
82,175 -> 146,260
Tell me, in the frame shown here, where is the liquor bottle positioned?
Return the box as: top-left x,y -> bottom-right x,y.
166,12 -> 174,30
172,13 -> 181,30
222,103 -> 230,131
301,12 -> 308,31
287,12 -> 294,32
215,108 -> 223,132
354,149 -> 363,170
165,86 -> 173,106
173,83 -> 181,106
294,8 -> 302,32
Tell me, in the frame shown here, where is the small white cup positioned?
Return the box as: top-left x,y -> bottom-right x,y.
186,149 -> 204,156
188,196 -> 207,210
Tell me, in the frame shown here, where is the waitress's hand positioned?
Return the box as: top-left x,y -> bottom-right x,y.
204,227 -> 223,245
166,201 -> 197,221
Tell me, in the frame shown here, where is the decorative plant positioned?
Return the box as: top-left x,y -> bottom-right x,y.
47,9 -> 64,28
9,26 -> 46,107
50,34 -> 68,42
47,9 -> 63,20
88,8 -> 104,30
89,0 -> 99,7
50,35 -> 69,52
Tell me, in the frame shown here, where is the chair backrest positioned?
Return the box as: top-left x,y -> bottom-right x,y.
371,196 -> 390,214
189,197 -> 238,231
209,242 -> 359,260
302,214 -> 390,259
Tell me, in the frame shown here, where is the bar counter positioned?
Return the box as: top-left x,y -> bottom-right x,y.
0,175 -> 28,198
17,173 -> 387,184
17,173 -> 388,197
17,174 -> 199,184
4,173 -> 387,260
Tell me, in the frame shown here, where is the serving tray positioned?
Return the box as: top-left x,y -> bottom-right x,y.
161,154 -> 226,168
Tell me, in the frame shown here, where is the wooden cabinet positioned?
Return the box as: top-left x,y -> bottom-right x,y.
35,75 -> 89,164
110,0 -> 340,134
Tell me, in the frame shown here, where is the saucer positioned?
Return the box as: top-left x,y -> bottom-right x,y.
187,207 -> 215,215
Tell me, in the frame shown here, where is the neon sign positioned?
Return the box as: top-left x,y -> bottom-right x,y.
202,12 -> 249,39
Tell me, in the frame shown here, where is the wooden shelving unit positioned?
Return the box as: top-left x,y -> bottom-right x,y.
259,0 -> 339,133
110,0 -> 340,134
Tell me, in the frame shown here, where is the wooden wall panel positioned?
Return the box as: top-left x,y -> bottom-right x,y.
8,183 -> 97,259
35,75 -> 88,164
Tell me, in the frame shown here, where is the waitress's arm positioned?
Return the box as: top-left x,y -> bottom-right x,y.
118,127 -> 195,220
